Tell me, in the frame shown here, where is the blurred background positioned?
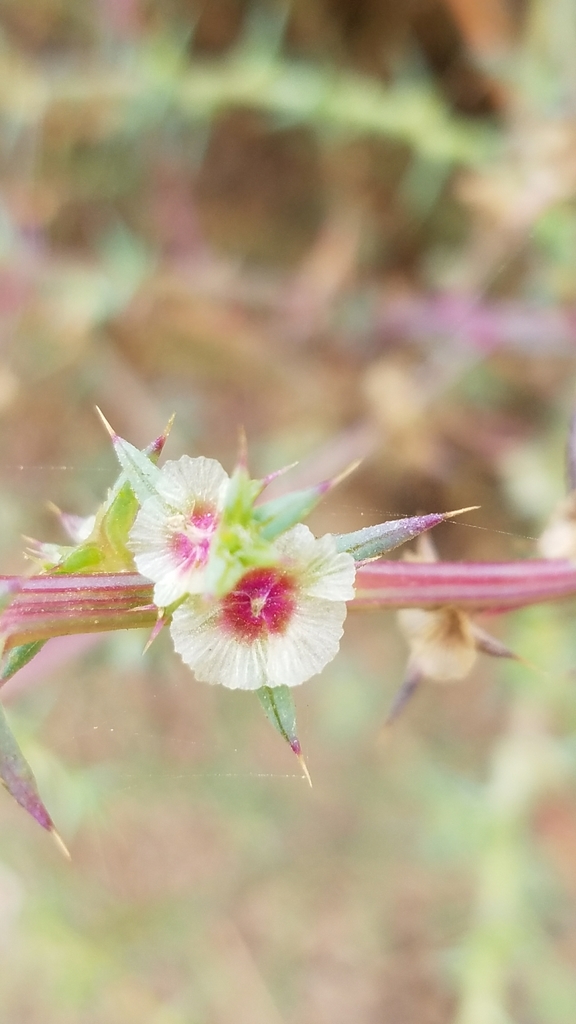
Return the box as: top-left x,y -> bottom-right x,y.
2,0 -> 576,1020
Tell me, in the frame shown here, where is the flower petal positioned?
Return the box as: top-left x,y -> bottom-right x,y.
128,457 -> 229,604
170,599 -> 269,690
265,595 -> 348,686
157,456 -> 229,511
128,501 -> 193,604
274,525 -> 356,600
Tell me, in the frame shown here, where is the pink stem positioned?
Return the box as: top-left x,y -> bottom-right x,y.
354,559 -> 576,610
0,573 -> 156,649
1,559 -> 576,652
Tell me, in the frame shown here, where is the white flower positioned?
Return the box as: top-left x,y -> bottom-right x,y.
170,523 -> 356,690
128,455 -> 229,606
538,493 -> 576,561
398,606 -> 477,682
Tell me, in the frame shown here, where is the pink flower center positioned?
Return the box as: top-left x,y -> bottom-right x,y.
220,567 -> 297,642
170,503 -> 218,570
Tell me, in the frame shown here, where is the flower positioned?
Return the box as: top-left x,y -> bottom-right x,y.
538,492 -> 576,561
128,455 -> 229,606
386,533 -> 519,722
170,523 -> 356,689
398,605 -> 478,682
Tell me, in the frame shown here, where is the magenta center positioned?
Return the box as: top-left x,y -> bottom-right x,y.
220,567 -> 297,642
170,502 -> 218,570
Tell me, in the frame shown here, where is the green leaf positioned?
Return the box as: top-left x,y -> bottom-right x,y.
257,685 -> 311,786
0,641 -> 46,684
254,485 -> 327,541
335,508 -> 478,560
255,461 -> 359,541
53,422 -> 172,574
0,700 -> 68,854
55,544 -> 106,574
96,408 -> 163,506
107,433 -> 163,506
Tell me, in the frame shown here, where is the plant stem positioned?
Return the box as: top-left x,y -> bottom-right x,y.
354,559 -> 576,610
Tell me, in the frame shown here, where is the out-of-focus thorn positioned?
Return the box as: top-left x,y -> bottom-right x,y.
46,503 -> 95,543
472,624 -> 546,676
143,614 -> 166,655
95,406 -> 116,439
150,413 -> 175,457
567,409 -> 576,492
50,827 -> 71,861
315,459 -> 362,499
471,622 -> 545,679
384,664 -> 423,726
325,458 -> 362,491
261,462 -> 299,489
290,737 -> 312,787
236,425 -> 248,471
21,535 -> 66,566
472,624 -> 518,660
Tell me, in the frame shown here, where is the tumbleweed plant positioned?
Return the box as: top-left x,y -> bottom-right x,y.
3,411 -> 576,854
5,1 -> 576,1021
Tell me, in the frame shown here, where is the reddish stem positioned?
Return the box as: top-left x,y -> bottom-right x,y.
354,559 -> 576,610
0,573 -> 156,649
1,559 -> 575,652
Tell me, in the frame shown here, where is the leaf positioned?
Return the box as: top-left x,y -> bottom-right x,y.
254,486 -> 327,540
254,462 -> 360,542
257,685 -> 312,786
0,641 -> 46,685
335,507 -> 479,560
95,407 -> 163,506
53,418 -> 173,574
0,700 -> 68,855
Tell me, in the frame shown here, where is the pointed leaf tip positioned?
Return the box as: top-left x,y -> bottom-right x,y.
142,614 -> 167,655
296,752 -> 313,787
50,827 -> 71,860
94,406 -> 117,439
261,461 -> 299,489
336,505 -> 480,562
149,413 -> 175,457
236,425 -> 249,470
385,666 -> 422,725
287,734 -> 311,782
472,625 -> 518,661
105,429 -> 163,506
257,685 -> 310,779
0,701 -> 56,835
443,505 -> 480,520
326,458 -> 362,492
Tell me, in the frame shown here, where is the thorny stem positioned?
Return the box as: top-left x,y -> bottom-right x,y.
353,559 -> 576,610
0,558 -> 576,652
0,573 -> 156,650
